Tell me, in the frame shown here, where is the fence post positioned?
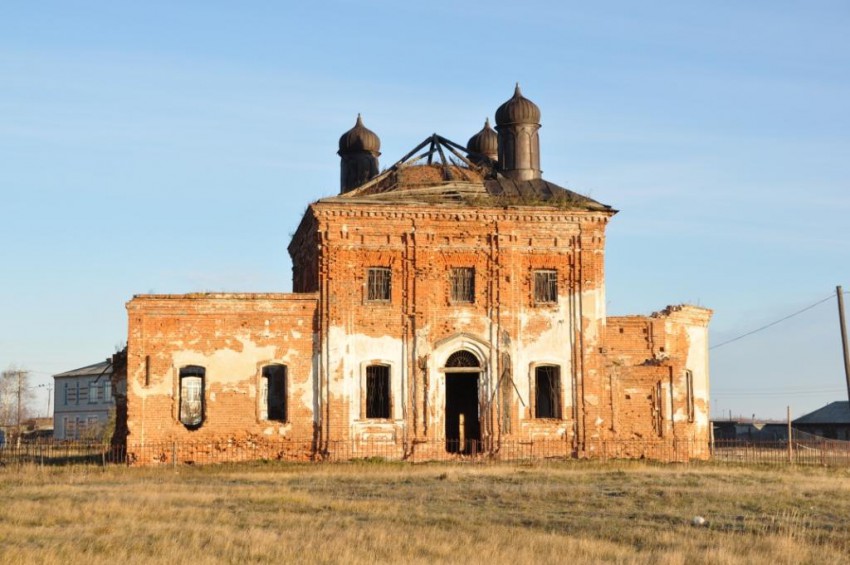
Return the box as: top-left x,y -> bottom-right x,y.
787,405 -> 793,465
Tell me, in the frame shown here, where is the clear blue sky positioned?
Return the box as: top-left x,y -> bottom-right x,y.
2,1 -> 848,420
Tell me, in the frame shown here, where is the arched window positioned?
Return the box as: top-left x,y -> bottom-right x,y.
261,364 -> 287,422
445,351 -> 480,369
179,365 -> 205,428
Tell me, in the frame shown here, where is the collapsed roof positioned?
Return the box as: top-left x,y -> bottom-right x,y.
325,134 -> 612,212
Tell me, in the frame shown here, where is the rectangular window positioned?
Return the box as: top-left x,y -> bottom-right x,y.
179,366 -> 205,428
654,381 -> 663,436
262,365 -> 287,422
685,370 -> 695,423
65,417 -> 77,440
366,365 -> 391,419
450,267 -> 475,303
65,383 -> 78,405
103,380 -> 112,402
367,267 -> 391,301
533,270 -> 558,304
77,417 -> 88,437
89,382 -> 98,404
535,366 -> 562,419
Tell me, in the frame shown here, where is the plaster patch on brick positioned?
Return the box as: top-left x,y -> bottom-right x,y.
328,325 -> 404,423
580,287 -> 606,343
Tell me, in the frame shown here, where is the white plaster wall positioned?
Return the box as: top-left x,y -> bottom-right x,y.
515,300 -> 575,417
327,325 -> 405,427
134,331 -> 314,438
686,323 -> 711,430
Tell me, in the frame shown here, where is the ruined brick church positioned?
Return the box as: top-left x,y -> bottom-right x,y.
121,86 -> 712,464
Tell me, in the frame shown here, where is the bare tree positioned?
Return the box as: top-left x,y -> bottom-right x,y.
0,367 -> 35,443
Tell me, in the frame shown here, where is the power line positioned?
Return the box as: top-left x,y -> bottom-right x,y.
713,389 -> 845,397
710,294 -> 835,350
714,385 -> 844,393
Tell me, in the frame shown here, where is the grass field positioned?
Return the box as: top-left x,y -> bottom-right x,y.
1,460 -> 849,564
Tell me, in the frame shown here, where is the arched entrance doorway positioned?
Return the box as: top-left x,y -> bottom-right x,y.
444,350 -> 481,454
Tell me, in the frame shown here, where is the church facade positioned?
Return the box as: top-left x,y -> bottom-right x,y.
122,87 -> 712,464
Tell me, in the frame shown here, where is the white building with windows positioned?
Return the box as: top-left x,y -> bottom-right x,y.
53,360 -> 116,440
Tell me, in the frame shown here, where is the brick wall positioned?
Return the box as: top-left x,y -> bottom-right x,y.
606,305 -> 713,457
125,293 -> 318,460
123,199 -> 712,463
294,202 -> 613,451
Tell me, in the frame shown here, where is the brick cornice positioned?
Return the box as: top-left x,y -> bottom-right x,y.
311,202 -> 613,225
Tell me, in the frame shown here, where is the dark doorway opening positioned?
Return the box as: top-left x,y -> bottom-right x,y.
445,374 -> 480,454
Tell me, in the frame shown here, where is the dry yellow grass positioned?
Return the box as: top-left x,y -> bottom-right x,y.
1,460 -> 849,564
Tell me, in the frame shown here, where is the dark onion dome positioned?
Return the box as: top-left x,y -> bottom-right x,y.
466,118 -> 498,158
338,114 -> 381,155
495,83 -> 541,126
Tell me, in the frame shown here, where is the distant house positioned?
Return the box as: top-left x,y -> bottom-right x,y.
712,418 -> 788,441
793,401 -> 850,441
21,417 -> 53,442
53,361 -> 115,440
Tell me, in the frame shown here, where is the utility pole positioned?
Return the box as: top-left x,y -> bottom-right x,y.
837,286 -> 850,404
16,370 -> 23,448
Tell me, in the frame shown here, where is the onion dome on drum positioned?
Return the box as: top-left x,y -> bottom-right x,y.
466,118 -> 498,164
494,84 -> 542,181
338,114 -> 381,155
495,84 -> 541,126
338,114 -> 381,193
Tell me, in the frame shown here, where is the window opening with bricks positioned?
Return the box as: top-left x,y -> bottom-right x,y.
535,365 -> 562,419
450,267 -> 475,303
533,270 -> 558,304
261,364 -> 287,422
367,267 -> 391,301
179,365 -> 205,429
366,365 -> 391,419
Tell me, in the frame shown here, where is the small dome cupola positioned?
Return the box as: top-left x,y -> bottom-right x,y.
338,114 -> 381,155
466,118 -> 499,164
495,83 -> 541,126
338,114 -> 381,193
494,84 -> 542,181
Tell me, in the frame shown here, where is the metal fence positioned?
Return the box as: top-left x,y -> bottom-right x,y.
2,434 -> 849,468
712,429 -> 850,467
0,441 -> 121,467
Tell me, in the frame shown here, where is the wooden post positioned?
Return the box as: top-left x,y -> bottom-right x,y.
837,286 -> 850,403
787,405 -> 793,465
709,421 -> 715,456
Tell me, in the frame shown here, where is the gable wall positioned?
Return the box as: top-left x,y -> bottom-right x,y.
301,202 -> 612,453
